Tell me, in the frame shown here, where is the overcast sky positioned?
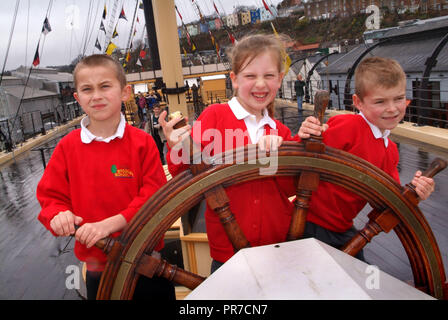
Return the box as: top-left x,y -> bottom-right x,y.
0,0 -> 284,71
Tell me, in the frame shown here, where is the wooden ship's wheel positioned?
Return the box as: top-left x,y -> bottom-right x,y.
96,92 -> 447,300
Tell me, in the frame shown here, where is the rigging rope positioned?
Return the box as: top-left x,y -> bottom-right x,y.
25,0 -> 30,68
0,0 -> 20,86
7,0 -> 54,152
80,0 -> 95,56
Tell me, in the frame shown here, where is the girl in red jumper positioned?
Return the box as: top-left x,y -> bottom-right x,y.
36,54 -> 174,300
160,34 -> 297,273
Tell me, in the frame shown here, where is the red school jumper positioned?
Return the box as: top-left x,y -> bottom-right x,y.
304,114 -> 401,233
37,124 -> 166,271
167,103 -> 297,263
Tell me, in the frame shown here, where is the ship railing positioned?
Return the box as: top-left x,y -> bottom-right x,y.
279,78 -> 448,129
0,101 -> 84,153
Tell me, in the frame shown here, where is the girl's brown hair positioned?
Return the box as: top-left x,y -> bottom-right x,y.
228,34 -> 287,117
355,56 -> 406,101
73,54 -> 127,90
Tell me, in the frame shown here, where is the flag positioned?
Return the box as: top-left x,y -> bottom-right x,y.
137,16 -> 140,23
106,41 -> 117,55
182,46 -> 187,58
133,27 -> 137,36
112,27 -> 118,38
125,52 -> 131,62
262,0 -> 273,16
186,32 -> 191,46
42,17 -> 52,35
213,2 -> 219,15
215,43 -> 221,61
175,5 -> 183,21
136,58 -> 143,71
227,31 -> 236,44
99,20 -> 106,33
32,44 -> 40,67
139,48 -> 146,58
102,5 -> 107,19
271,22 -> 291,74
95,38 -> 102,51
119,7 -> 127,21
139,2 -> 144,10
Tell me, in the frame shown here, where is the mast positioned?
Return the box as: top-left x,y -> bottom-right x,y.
143,0 -> 188,117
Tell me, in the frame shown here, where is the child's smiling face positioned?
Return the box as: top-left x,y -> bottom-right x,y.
353,81 -> 407,133
230,51 -> 283,118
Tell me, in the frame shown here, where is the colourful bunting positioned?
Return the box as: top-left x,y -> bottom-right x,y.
99,20 -> 106,33
106,41 -> 117,55
95,38 -> 102,51
32,44 -> 40,67
42,17 -> 52,35
139,48 -> 146,58
119,7 -> 127,21
262,0 -> 274,16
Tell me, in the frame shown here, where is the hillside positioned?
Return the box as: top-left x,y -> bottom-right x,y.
186,8 -> 448,50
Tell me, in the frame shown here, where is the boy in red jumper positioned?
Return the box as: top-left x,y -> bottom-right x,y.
36,54 -> 175,300
298,57 -> 435,260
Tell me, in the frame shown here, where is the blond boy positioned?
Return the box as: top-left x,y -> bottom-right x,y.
297,57 -> 435,259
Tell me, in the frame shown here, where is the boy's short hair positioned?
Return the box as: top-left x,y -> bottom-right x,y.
354,57 -> 406,101
73,54 -> 127,89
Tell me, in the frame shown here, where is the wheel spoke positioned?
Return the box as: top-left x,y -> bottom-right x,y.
205,185 -> 251,252
135,253 -> 205,290
287,171 -> 320,241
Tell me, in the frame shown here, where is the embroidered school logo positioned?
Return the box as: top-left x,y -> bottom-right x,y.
111,165 -> 134,178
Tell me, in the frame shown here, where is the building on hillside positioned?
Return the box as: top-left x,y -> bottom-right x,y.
214,18 -> 223,29
295,43 -> 321,55
199,22 -> 209,33
178,27 -> 186,39
250,8 -> 261,24
259,7 -> 274,21
304,0 -> 448,20
278,4 -> 305,17
240,11 -> 251,25
187,24 -> 199,36
208,19 -> 216,30
225,13 -> 239,27
303,16 -> 448,128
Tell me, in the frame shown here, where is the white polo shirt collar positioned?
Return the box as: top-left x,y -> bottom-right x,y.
228,97 -> 276,144
359,112 -> 391,148
80,113 -> 126,144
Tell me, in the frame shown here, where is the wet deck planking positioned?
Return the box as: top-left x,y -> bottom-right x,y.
0,132 -> 82,300
0,107 -> 447,299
